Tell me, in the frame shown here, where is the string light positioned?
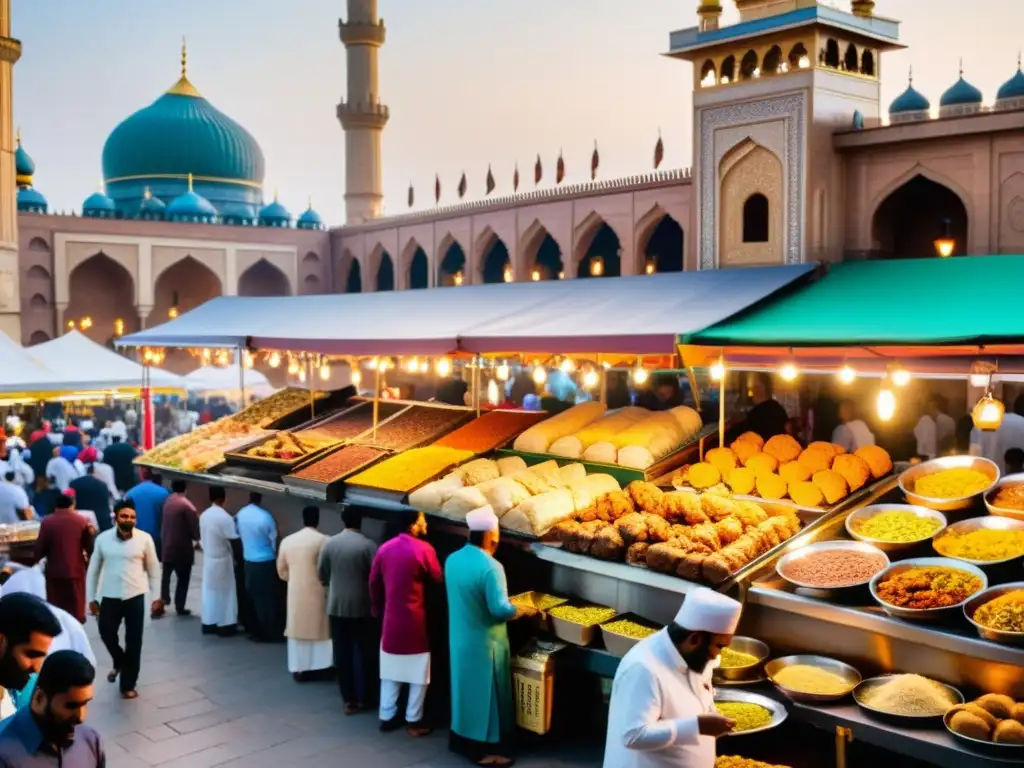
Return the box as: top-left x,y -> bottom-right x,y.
496,363 -> 510,381
583,369 -> 599,389
710,359 -> 726,382
243,351 -> 254,369
838,364 -> 857,385
779,361 -> 799,382
367,357 -> 379,371
891,366 -> 911,387
287,358 -> 300,376
532,366 -> 547,386
435,357 -> 452,377
877,387 -> 897,422
406,356 -> 420,373
418,359 -> 430,373
503,266 -> 513,283
531,269 -> 541,282
644,261 -> 655,275
560,358 -> 576,374
319,363 -> 331,381
632,365 -> 649,385
268,351 -> 281,368
589,258 -> 604,277
168,306 -> 180,319
351,369 -> 362,386
66,320 -> 76,330
558,271 -> 565,280
80,317 -> 93,330
798,55 -> 811,68
298,367 -> 307,383
114,318 -> 125,336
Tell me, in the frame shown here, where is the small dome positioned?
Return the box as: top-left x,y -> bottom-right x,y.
220,202 -> 258,226
82,190 -> 117,219
940,76 -> 983,108
297,201 -> 324,230
17,186 -> 48,214
166,175 -> 217,222
14,132 -> 35,187
137,187 -> 166,219
890,84 -> 930,115
997,66 -> 1024,101
258,195 -> 291,227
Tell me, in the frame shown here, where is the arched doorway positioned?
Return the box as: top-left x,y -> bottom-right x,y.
438,241 -> 466,286
29,331 -> 50,345
345,260 -> 362,293
66,253 -> 136,344
376,252 -> 395,291
534,233 -> 564,280
238,259 -> 290,297
482,238 -> 512,284
303,274 -> 321,293
578,222 -> 622,278
643,215 -> 684,273
872,175 -> 969,258
409,248 -> 429,289
153,256 -> 222,373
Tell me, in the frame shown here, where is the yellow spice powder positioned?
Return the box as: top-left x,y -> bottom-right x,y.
933,528 -> 1024,561
348,447 -> 472,492
973,590 -> 1024,633
854,511 -> 942,542
915,468 -> 991,499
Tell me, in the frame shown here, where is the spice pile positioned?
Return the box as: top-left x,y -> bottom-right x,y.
510,592 -> 567,612
914,467 -> 992,499
347,446 -> 473,492
971,590 -> 1024,633
310,401 -> 407,440
875,566 -> 983,609
714,701 -> 773,732
720,647 -> 760,669
851,510 -> 943,542
991,483 -> 1024,511
716,758 -> 790,768
358,405 -> 471,451
860,674 -> 956,716
433,410 -> 549,453
233,388 -> 327,427
548,604 -> 618,626
602,619 -> 658,639
948,693 -> 1024,744
772,664 -> 852,696
289,445 -> 388,483
933,527 -> 1024,562
779,548 -> 888,588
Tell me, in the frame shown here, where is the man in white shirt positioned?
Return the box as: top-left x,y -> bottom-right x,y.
86,500 -> 162,700
603,589 -> 740,768
44,446 -> 83,493
200,486 -> 241,637
0,443 -> 33,491
831,399 -> 875,453
0,471 -> 34,524
914,394 -> 956,459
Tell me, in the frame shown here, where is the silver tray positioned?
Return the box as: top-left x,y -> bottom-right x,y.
853,674 -> 963,722
764,654 -> 861,703
869,557 -> 988,620
714,689 -> 788,736
932,516 -> 1024,567
846,503 -> 947,553
899,455 -> 999,511
963,581 -> 1024,645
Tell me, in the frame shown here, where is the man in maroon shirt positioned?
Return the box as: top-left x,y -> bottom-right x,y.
369,508 -> 442,737
159,480 -> 200,617
34,494 -> 94,623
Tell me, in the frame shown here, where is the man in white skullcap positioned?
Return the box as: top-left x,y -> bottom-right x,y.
603,587 -> 740,768
446,506 -> 536,767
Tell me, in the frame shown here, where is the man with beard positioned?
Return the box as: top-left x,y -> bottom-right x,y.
0,651 -> 104,766
0,594 -> 63,722
603,588 -> 739,768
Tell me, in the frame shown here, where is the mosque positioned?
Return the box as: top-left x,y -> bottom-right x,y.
3,0 -> 1024,364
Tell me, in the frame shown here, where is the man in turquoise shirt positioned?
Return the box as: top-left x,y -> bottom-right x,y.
123,473 -> 169,558
235,492 -> 282,642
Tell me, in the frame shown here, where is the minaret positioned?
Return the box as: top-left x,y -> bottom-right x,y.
338,0 -> 389,224
0,0 -> 21,341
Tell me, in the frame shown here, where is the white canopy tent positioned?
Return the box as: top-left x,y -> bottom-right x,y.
185,365 -> 276,399
0,332 -> 66,396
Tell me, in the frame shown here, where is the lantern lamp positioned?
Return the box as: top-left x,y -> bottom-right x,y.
972,392 -> 1005,432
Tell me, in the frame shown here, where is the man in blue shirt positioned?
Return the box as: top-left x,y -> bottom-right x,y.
124,473 -> 169,558
235,492 -> 283,642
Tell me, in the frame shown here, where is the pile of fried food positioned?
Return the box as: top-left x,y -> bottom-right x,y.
546,482 -> 801,585
233,388 -> 327,428
138,418 -> 269,472
244,430 -> 338,461
948,693 -> 1024,745
673,432 -> 893,509
716,758 -> 790,768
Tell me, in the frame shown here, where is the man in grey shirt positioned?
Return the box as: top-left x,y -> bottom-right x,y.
317,506 -> 377,715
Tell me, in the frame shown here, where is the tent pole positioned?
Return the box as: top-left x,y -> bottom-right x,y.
372,363 -> 381,442
238,348 -> 246,409
598,354 -> 607,405
307,356 -> 315,420
473,356 -> 481,416
685,366 -> 702,413
719,368 -> 726,449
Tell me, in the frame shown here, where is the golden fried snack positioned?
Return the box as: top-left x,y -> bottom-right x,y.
949,703 -> 998,730
687,463 -> 722,490
745,452 -> 780,474
701,493 -> 739,522
1013,702 -> 1024,725
615,513 -> 650,546
734,431 -> 765,450
726,467 -> 756,495
626,542 -> 649,566
764,434 -> 802,463
789,480 -> 825,508
546,520 -> 581,544
779,461 -> 812,484
627,481 -> 664,515
601,490 -> 635,521
705,447 -> 739,476
565,519 -> 608,554
949,710 -> 991,741
734,500 -> 769,527
756,472 -> 788,500
645,542 -> 686,574
676,552 -> 709,582
730,439 -> 760,466
686,522 -> 723,551
832,443 -> 847,455
797,443 -> 837,474
590,525 -> 626,560
662,491 -> 709,525
832,453 -> 871,492
812,469 -> 849,505
994,720 -> 1024,744
975,694 -> 1015,720
855,445 -> 893,480
714,517 -> 744,546
646,514 -> 672,543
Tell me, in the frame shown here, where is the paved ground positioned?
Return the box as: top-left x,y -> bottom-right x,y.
84,560 -> 601,768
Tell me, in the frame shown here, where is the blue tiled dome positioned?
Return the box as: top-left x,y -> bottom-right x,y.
137,188 -> 166,220
940,76 -> 983,108
14,134 -> 35,187
297,202 -> 324,230
166,177 -> 218,223
890,84 -> 931,115
17,186 -> 48,214
258,197 -> 291,228
82,191 -> 117,219
220,202 -> 258,226
997,66 -> 1024,101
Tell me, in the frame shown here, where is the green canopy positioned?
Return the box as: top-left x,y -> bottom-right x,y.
683,256 -> 1024,348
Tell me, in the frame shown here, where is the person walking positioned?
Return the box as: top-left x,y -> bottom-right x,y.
369,508 -> 442,737
199,486 -> 240,637
235,492 -> 282,641
75,446 -> 118,504
277,506 -> 331,682
445,506 -> 535,767
0,594 -> 63,723
318,506 -> 378,715
44,447 -> 82,494
86,500 -> 162,700
34,495 -> 94,623
159,480 -> 200,617
101,435 -> 137,495
0,471 -> 33,524
69,465 -> 112,534
0,651 -> 105,767
124,473 -> 169,557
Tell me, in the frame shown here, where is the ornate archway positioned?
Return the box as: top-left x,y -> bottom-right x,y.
238,259 -> 290,297
66,252 -> 136,344
481,237 -> 512,284
153,256 -> 222,373
346,259 -> 362,293
376,252 -> 395,291
872,175 -> 969,258
642,214 -> 684,273
577,219 -> 622,278
719,141 -> 784,266
409,247 -> 429,289
438,240 -> 466,286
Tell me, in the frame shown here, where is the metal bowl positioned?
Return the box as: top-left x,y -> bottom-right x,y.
943,707 -> 1024,756
714,689 -> 788,737
714,636 -> 770,683
899,456 -> 1000,511
776,540 -> 890,590
869,557 -> 989,620
984,472 -> 1024,522
853,675 -> 963,722
846,504 -> 947,553
963,581 -> 1024,645
932,516 -> 1024,567
764,654 -> 861,703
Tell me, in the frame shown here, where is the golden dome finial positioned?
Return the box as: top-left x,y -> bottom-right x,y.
181,36 -> 187,78
167,37 -> 201,97
187,173 -> 194,193
15,126 -> 21,146
959,58 -> 964,79
274,185 -> 280,202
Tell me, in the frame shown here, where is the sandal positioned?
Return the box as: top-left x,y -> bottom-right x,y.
121,690 -> 138,700
107,669 -> 120,684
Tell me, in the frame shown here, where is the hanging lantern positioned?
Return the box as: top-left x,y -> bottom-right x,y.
891,365 -> 911,387
503,265 -> 513,283
972,392 -> 1006,432
319,363 -> 331,381
406,356 -> 420,373
351,369 -> 362,387
632,366 -> 649,385
453,270 -> 464,287
287,358 -> 300,376
560,358 -> 576,374
168,306 -> 180,319
268,351 -> 281,368
435,357 -> 452,377
582,369 -> 599,389
934,218 -> 955,258
531,268 -> 541,282
644,260 -> 655,275
590,257 -> 604,277
710,358 -> 726,382
779,361 -> 799,382
80,316 -> 93,330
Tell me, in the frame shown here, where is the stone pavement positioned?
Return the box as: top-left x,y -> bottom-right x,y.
84,559 -> 602,768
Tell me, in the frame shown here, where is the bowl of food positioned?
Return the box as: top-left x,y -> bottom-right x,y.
776,541 -> 890,592
714,689 -> 788,736
932,517 -> 1024,567
869,557 -> 988,620
963,582 -> 1024,645
944,693 -> 1024,754
985,473 -> 1024,522
846,504 -> 947,553
547,603 -> 618,646
510,591 -> 569,633
764,655 -> 861,703
854,673 -> 962,722
600,614 -> 661,658
714,637 -> 770,684
899,456 -> 999,512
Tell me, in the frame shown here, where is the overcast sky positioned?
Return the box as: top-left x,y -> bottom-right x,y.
12,0 -> 1021,225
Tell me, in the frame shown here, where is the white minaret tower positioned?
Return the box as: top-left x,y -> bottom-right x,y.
338,0 -> 388,224
0,0 -> 21,341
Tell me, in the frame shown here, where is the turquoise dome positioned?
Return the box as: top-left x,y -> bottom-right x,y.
258,198 -> 291,227
220,202 -> 258,226
17,186 -> 48,214
997,67 -> 1024,101
101,50 -> 265,217
940,76 -> 983,107
890,85 -> 931,115
297,203 -> 324,230
14,137 -> 35,186
83,191 -> 117,218
166,183 -> 218,223
137,188 -> 166,220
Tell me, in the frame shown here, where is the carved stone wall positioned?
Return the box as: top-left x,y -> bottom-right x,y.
720,144 -> 785,266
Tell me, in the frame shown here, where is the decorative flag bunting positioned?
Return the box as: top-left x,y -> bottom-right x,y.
458,172 -> 468,199
435,174 -> 441,204
591,141 -> 599,181
654,130 -> 664,169
556,150 -> 565,185
534,154 -> 543,186
486,165 -> 496,195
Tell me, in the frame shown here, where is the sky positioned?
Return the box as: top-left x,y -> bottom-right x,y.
11,0 -> 1022,226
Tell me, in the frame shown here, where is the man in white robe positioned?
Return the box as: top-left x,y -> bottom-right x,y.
199,486 -> 240,637
603,588 -> 741,768
277,506 -> 331,681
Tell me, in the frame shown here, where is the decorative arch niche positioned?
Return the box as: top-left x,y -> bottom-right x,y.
718,141 -> 784,267
66,252 -> 136,343
872,174 -> 969,258
238,259 -> 291,297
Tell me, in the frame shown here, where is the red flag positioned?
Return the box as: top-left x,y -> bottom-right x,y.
513,163 -> 520,193
458,172 -> 468,199
556,150 -> 565,185
654,131 -> 664,169
407,182 -> 414,208
534,154 -> 543,186
486,165 -> 495,195
435,174 -> 441,204
591,141 -> 599,181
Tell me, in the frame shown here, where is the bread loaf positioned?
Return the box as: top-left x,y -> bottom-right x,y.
476,476 -> 531,517
496,456 -> 527,476
568,473 -> 620,511
557,463 -> 587,484
549,407 -> 649,457
582,441 -> 618,464
613,409 -> 703,467
500,508 -> 533,535
512,402 -> 606,453
507,489 -> 576,535
441,487 -> 488,518
547,436 -> 584,458
458,458 -> 500,486
408,472 -> 464,512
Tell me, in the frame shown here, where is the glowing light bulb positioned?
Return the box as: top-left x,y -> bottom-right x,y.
168,306 -> 179,319
143,349 -> 153,362
798,55 -> 811,69
560,358 -> 576,374
287,359 -> 300,376
752,67 -> 761,78
557,271 -> 565,280
298,367 -> 307,383
419,360 -> 430,373
721,76 -> 731,85
583,369 -> 599,389
503,266 -> 513,283
435,358 -> 452,377
114,318 -> 125,336
531,269 -> 541,282
633,367 -> 649,385
973,393 -> 1005,431
67,320 -> 76,330
644,261 -> 655,275
496,363 -> 510,381
780,362 -> 799,382
80,316 -> 93,330
589,258 -> 604,277
351,370 -> 362,386
367,357 -> 379,371
453,271 -> 464,286
877,388 -> 896,422
319,364 -> 331,381
532,366 -> 547,386
701,70 -> 716,88
710,359 -> 726,381
244,351 -> 254,369
268,351 -> 281,368
406,356 -> 419,373
891,367 -> 911,387
838,365 -> 857,385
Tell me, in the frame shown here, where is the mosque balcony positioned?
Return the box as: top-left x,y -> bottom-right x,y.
339,19 -> 386,47
337,99 -> 390,130
0,36 -> 22,64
